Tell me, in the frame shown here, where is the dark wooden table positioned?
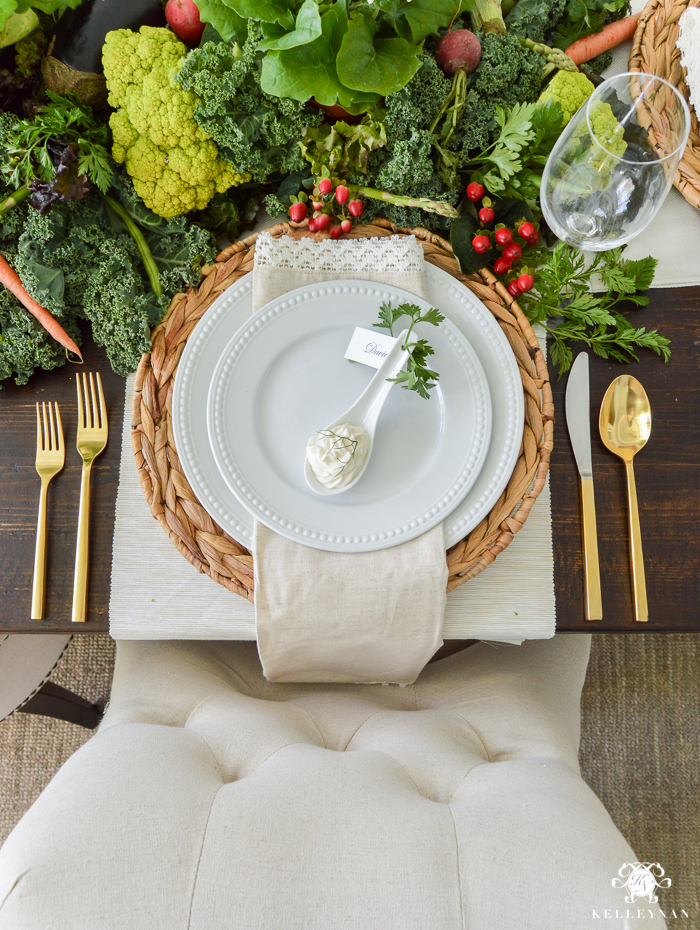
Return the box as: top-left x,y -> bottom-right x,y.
1,290 -> 698,634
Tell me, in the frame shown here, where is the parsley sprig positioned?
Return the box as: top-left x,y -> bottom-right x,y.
374,301 -> 445,399
4,92 -> 112,193
517,243 -> 669,375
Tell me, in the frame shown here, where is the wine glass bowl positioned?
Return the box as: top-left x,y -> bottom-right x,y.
540,72 -> 691,251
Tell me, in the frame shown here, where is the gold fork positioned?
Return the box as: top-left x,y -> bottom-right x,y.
32,402 -> 65,620
72,372 -> 108,623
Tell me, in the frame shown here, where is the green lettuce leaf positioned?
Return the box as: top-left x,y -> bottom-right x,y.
196,0 -> 247,43
336,14 -> 423,96
258,0 -> 322,50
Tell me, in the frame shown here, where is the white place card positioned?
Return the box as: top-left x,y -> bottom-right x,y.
344,326 -> 398,369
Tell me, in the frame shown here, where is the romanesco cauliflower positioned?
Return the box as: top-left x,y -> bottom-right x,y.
538,70 -> 595,125
103,26 -> 249,218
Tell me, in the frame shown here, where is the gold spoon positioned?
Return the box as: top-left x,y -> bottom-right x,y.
599,375 -> 652,622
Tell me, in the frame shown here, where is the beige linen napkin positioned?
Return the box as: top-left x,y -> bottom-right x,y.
252,232 -> 448,684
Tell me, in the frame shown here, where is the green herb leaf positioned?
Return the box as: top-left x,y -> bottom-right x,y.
373,300 -> 444,398
518,242 -> 668,376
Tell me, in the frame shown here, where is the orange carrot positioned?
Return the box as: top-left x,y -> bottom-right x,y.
565,13 -> 641,65
0,252 -> 82,360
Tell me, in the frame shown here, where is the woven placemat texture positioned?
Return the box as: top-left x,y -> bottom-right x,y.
630,0 -> 700,209
131,219 -> 553,602
580,634 -> 700,917
2,633 -> 698,918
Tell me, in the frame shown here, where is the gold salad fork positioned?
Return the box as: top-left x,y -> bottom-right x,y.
32,402 -> 65,620
72,373 -> 108,623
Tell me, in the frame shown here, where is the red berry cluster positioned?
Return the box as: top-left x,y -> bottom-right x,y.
288,174 -> 364,238
466,181 -> 539,298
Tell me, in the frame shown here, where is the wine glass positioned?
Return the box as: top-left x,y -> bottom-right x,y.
540,72 -> 691,251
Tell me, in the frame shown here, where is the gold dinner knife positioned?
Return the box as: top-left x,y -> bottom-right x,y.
565,352 -> 602,621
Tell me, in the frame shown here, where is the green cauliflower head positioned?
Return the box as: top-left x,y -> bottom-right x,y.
538,70 -> 596,126
103,26 -> 248,218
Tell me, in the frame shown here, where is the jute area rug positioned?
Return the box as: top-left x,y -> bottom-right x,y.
0,634 -> 698,916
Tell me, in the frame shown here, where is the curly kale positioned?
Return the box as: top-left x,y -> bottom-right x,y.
383,55 -> 452,141
175,35 -> 322,183
505,0 -> 568,43
0,113 -> 216,384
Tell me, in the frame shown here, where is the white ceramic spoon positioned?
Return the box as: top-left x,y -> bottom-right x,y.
304,328 -> 414,496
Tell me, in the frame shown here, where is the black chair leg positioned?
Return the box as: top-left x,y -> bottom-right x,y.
18,681 -> 103,730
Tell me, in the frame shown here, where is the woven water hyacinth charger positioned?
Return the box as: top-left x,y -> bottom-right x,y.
131,219 -> 553,603
630,0 -> 700,208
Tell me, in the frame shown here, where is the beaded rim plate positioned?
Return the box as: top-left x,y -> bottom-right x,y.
206,281 -> 491,553
172,264 -> 522,554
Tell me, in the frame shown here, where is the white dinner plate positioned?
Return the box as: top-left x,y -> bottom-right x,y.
172,264 -> 524,551
206,282 -> 492,552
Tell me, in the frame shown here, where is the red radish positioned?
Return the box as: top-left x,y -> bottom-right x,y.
348,199 -> 364,217
493,257 -> 511,275
518,221 -> 535,240
436,29 -> 481,77
318,178 -> 333,194
518,273 -> 535,292
341,219 -> 352,233
335,185 -> 349,204
329,224 -> 343,239
466,182 -> 484,201
508,280 -> 522,297
165,0 -> 205,44
495,227 -> 512,246
472,235 -> 490,253
308,216 -> 318,232
503,242 -> 522,261
314,212 -> 330,231
289,202 -> 307,223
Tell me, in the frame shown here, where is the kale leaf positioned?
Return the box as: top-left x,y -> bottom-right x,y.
175,32 -> 323,183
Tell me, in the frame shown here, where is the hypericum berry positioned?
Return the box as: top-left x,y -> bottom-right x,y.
329,223 -> 343,239
507,280 -> 522,297
527,231 -> 539,246
493,257 -> 511,275
312,201 -> 324,212
518,221 -> 536,240
318,177 -> 333,194
503,242 -> 522,262
314,212 -> 330,231
341,218 -> 353,233
348,199 -> 364,217
335,185 -> 349,204
289,201 -> 307,223
466,182 -> 485,201
518,273 -> 535,292
472,235 -> 490,253
307,215 -> 317,232
494,227 -> 512,246
478,207 -> 495,224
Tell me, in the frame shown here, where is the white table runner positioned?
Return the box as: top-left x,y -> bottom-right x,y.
110,368 -> 555,642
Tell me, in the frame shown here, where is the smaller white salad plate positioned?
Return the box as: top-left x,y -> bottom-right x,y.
172,264 -> 524,554
207,282 -> 492,552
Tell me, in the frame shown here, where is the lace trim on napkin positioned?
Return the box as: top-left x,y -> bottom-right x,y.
254,231 -> 425,276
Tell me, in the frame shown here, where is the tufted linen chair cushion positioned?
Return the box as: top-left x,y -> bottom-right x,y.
0,634 -> 665,929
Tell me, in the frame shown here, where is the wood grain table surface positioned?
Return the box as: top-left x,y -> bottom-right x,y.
1,288 -> 698,635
